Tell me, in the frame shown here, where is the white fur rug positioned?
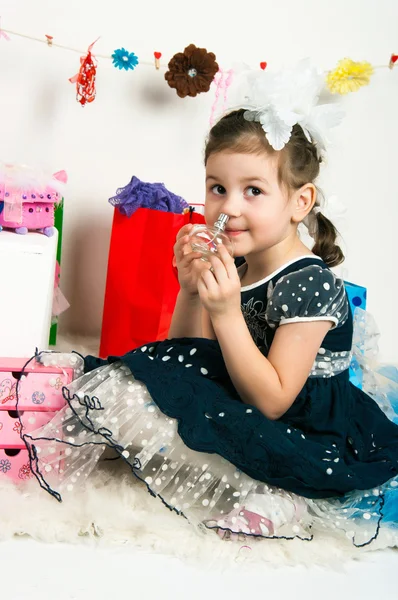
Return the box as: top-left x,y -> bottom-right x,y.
0,332 -> 396,569
0,460 -> 396,569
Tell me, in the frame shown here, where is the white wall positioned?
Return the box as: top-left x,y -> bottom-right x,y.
0,0 -> 397,360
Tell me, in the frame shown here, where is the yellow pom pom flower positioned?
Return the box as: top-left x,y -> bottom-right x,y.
326,58 -> 374,94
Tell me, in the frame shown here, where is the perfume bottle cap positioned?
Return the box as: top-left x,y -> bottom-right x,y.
214,213 -> 229,231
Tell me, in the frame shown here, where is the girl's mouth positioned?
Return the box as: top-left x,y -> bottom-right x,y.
226,230 -> 247,237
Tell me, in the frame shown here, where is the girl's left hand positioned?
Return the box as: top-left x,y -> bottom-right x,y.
197,245 -> 241,318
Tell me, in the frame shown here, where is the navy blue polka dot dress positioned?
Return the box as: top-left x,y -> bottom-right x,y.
25,256 -> 398,546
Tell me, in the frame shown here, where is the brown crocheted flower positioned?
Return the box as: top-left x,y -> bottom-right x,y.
165,44 -> 219,98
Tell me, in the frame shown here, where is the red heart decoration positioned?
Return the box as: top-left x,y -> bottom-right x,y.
154,52 -> 162,60
391,54 -> 398,64
260,62 -> 267,70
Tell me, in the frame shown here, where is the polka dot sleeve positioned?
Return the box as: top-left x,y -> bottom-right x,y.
265,265 -> 349,329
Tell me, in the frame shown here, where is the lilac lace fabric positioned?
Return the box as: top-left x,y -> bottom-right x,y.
109,176 -> 189,217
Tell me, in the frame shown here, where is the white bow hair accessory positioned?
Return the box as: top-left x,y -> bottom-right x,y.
229,59 -> 345,158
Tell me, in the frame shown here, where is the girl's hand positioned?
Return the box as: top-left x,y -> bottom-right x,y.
173,224 -> 212,296
197,245 -> 241,318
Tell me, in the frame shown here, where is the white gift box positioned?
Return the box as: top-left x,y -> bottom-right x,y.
0,231 -> 57,356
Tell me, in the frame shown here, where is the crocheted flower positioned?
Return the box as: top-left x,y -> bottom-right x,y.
165,44 -> 219,98
112,48 -> 139,71
326,58 -> 374,94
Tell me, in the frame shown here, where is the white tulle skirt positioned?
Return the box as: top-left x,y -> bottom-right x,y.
23,309 -> 398,547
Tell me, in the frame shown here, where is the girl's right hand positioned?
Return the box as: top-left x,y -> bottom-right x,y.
173,224 -> 211,296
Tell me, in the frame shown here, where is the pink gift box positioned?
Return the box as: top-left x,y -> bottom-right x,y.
0,165 -> 67,236
0,357 -> 74,482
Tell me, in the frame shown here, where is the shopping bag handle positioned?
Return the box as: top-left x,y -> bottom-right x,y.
187,203 -> 205,220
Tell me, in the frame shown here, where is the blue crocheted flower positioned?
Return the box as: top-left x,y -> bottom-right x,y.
112,48 -> 139,71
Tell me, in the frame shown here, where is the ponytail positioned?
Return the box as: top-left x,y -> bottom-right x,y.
312,212 -> 344,267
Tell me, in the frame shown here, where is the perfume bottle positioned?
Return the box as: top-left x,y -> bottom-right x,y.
189,213 -> 234,261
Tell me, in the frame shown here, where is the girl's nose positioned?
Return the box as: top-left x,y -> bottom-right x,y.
221,194 -> 241,218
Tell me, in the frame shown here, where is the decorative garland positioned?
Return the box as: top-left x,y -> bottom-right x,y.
0,25 -> 396,106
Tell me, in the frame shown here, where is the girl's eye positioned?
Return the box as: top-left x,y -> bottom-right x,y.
246,187 -> 262,197
211,185 -> 226,196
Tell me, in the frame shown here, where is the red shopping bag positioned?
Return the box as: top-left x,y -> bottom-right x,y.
99,207 -> 205,358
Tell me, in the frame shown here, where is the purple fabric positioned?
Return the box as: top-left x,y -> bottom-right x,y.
109,176 -> 189,217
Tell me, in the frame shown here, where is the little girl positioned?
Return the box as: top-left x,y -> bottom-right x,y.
24,76 -> 398,548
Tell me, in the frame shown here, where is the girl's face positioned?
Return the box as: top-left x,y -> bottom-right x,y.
205,151 -> 296,258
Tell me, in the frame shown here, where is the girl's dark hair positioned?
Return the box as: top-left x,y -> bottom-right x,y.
204,109 -> 344,267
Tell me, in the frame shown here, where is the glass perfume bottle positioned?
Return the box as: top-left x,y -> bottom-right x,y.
189,213 -> 234,261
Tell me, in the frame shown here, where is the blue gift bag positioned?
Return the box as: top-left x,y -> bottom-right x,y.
344,281 -> 367,311
344,281 -> 367,389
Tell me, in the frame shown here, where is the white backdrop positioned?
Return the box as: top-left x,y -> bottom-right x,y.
0,0 -> 397,360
